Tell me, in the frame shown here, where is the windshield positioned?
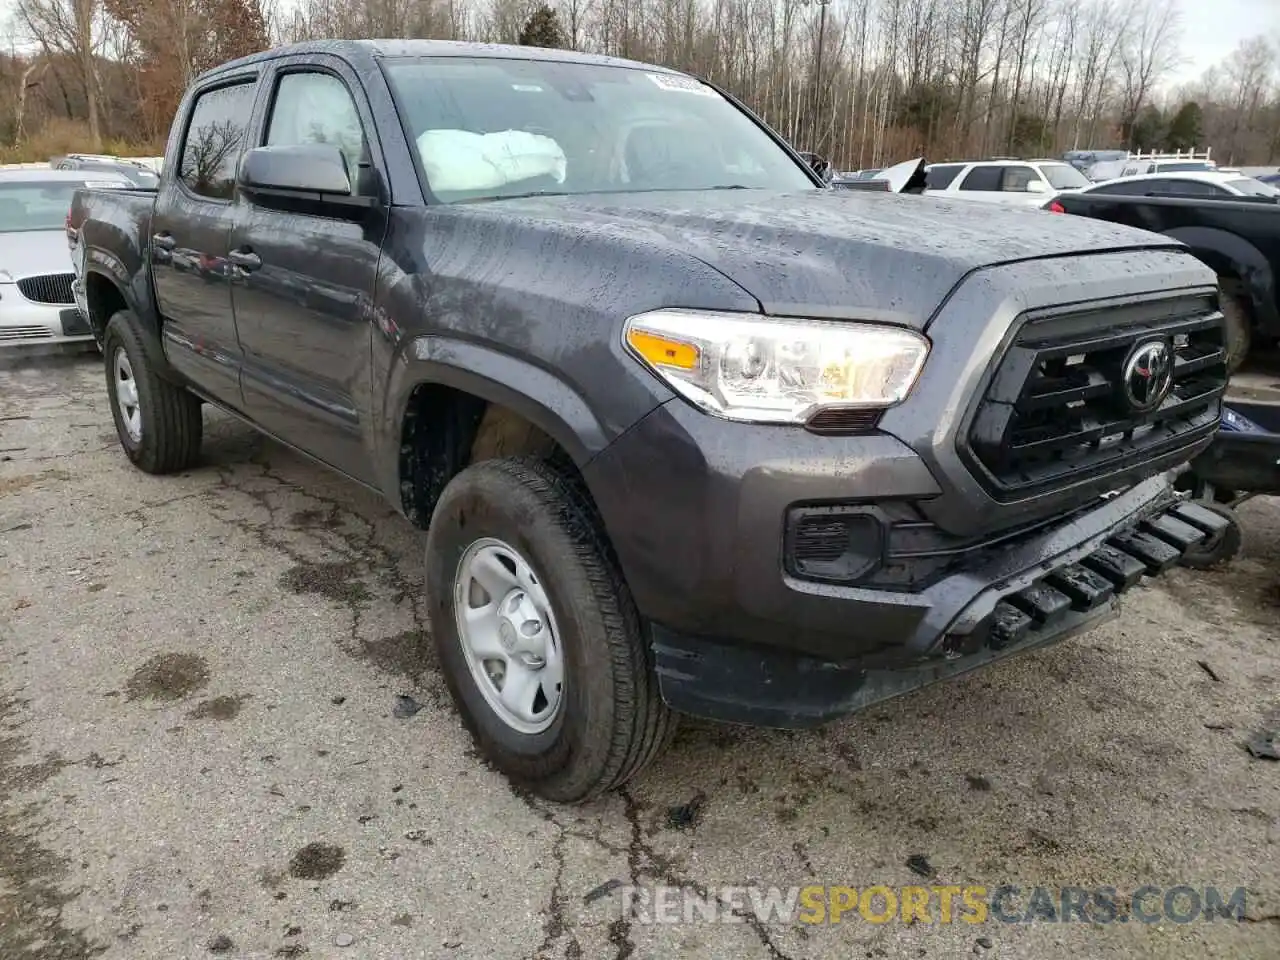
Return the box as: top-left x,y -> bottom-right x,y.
1225,177 -> 1280,198
382,57 -> 815,202
1040,163 -> 1090,189
1153,162 -> 1214,173
0,182 -> 86,233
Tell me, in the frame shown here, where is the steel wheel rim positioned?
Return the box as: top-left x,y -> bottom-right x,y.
113,347 -> 142,443
453,537 -> 565,735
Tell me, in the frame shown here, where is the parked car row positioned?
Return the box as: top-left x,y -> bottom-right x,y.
792,149 -> 1278,372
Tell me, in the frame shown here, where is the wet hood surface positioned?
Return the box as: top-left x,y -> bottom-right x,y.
468,189 -> 1181,324
0,230 -> 73,281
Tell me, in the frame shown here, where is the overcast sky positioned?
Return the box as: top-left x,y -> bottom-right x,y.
1170,0 -> 1279,87
0,0 -> 1276,91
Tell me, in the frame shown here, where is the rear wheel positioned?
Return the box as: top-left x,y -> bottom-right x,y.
103,310 -> 203,474
424,457 -> 676,803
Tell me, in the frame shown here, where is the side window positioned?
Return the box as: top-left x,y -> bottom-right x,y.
959,165 -> 1003,191
1092,181 -> 1147,196
266,72 -> 366,176
999,165 -> 1039,191
179,81 -> 257,200
1147,179 -> 1214,196
925,164 -> 964,190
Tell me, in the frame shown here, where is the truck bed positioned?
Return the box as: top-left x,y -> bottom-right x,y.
68,185 -> 158,339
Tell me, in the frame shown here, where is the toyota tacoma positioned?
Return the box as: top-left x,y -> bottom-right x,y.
69,40 -> 1230,802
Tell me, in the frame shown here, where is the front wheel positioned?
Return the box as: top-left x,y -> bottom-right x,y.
1219,289 -> 1253,375
424,457 -> 676,803
103,310 -> 203,474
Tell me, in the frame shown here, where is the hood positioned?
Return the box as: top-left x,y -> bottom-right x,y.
875,157 -> 929,194
0,230 -> 73,282
481,190 -> 1182,325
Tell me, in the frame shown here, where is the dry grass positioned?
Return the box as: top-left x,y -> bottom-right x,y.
0,118 -> 162,165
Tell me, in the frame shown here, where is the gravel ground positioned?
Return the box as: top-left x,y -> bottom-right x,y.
1,352 -> 1278,960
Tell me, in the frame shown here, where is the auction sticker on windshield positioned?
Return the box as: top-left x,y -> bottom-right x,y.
646,73 -> 717,96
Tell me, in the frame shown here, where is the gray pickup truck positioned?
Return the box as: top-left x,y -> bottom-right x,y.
69,40 -> 1230,802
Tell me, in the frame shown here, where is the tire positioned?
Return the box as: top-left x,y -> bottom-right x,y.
1179,501 -> 1243,570
103,310 -> 203,474
1219,289 -> 1253,375
424,456 -> 676,803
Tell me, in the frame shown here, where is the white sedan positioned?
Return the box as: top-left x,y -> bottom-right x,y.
0,168 -> 130,349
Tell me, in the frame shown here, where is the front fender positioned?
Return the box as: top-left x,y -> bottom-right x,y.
374,334 -> 666,512
1163,225 -> 1279,333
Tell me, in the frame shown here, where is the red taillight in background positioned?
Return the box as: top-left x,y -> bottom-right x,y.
1046,200 -> 1067,214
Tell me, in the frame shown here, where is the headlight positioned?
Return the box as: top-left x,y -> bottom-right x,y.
623,309 -> 929,424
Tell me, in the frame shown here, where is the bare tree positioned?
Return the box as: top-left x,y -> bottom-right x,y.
16,0 -> 106,148
7,0 -> 1280,170
1117,0 -> 1180,148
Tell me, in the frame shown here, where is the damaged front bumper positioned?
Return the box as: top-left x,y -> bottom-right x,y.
651,477 -> 1230,729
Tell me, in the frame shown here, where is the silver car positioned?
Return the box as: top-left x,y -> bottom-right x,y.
1,168 -> 130,348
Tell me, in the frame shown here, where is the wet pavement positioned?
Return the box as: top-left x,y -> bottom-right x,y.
2,353 -> 1278,959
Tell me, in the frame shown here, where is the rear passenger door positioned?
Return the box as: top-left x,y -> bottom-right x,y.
228,57 -> 386,484
152,78 -> 258,409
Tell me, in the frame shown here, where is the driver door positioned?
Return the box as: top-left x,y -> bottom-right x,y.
227,59 -> 386,484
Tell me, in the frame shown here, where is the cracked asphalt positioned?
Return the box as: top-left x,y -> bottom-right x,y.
2,352 -> 1279,960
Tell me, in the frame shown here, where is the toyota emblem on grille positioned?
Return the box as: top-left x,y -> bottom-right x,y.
1122,339 -> 1174,413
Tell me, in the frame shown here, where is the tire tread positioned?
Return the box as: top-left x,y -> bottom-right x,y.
104,311 -> 202,474
428,455 -> 675,801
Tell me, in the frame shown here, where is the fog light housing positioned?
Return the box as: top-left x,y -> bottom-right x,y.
784,507 -> 885,583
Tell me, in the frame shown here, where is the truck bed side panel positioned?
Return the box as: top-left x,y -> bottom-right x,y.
71,188 -> 160,341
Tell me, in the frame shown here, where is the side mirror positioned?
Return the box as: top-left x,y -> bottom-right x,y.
1025,179 -> 1049,194
239,144 -> 375,208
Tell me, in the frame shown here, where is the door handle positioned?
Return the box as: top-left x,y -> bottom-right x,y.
152,232 -> 176,251
228,248 -> 262,271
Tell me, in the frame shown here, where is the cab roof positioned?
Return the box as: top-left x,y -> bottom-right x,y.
201,39 -> 687,83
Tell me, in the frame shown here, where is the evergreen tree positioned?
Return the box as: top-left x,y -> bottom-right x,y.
1165,102 -> 1204,152
518,5 -> 567,49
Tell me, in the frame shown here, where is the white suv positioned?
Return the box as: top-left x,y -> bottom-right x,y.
922,158 -> 1090,207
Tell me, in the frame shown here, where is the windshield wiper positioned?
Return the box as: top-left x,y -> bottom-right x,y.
457,190 -> 573,204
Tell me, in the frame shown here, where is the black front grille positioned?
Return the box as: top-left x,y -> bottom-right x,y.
964,296 -> 1226,499
17,273 -> 75,305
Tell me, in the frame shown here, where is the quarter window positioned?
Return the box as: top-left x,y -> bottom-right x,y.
924,164 -> 965,189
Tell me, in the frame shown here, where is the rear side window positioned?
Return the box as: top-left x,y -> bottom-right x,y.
1090,180 -> 1150,196
179,81 -> 258,201
925,164 -> 964,189
959,165 -> 1003,191
1146,179 -> 1219,196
